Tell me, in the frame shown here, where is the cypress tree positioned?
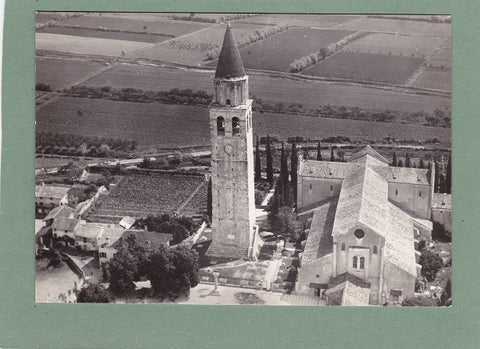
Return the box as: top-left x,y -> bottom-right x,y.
266,135 -> 274,185
405,153 -> 411,168
397,159 -> 403,167
303,147 -> 309,160
446,155 -> 451,194
280,143 -> 291,206
330,147 -> 335,162
255,135 -> 261,181
317,141 -> 322,161
207,178 -> 212,220
291,142 -> 298,208
392,152 -> 397,167
419,159 -> 424,169
434,161 -> 440,193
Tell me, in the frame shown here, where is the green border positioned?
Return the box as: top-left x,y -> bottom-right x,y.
1,1 -> 478,348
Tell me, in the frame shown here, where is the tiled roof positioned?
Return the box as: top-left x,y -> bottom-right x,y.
119,216 -> 136,228
298,160 -> 358,179
302,198 -> 338,265
348,145 -> 389,166
372,166 -> 431,185
432,193 -> 452,209
328,272 -> 372,289
341,281 -> 371,306
35,185 -> 70,199
43,205 -> 76,221
52,217 -> 79,232
75,223 -> 104,239
215,24 -> 246,79
111,230 -> 172,250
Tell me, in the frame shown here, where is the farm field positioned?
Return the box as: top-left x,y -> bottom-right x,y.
131,23 -> 268,65
36,12 -> 68,23
61,15 -> 212,37
81,64 -> 451,113
36,97 -> 451,149
237,28 -> 354,71
36,33 -> 151,57
35,57 -> 108,91
303,52 -> 424,84
235,14 -> 362,28
430,43 -> 451,69
346,33 -> 448,58
39,26 -> 171,44
87,173 -> 206,221
343,17 -> 451,38
413,70 -> 451,91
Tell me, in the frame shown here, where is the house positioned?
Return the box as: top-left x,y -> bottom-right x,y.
52,217 -> 80,245
296,146 -> 434,305
43,205 -> 76,226
119,216 -> 136,230
35,219 -> 52,255
35,184 -> 70,215
98,229 -> 172,265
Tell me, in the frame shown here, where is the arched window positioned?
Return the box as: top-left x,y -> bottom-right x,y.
373,245 -> 377,254
395,189 -> 398,196
226,99 -> 231,105
419,191 -> 422,197
341,243 -> 345,251
217,117 -> 225,136
353,256 -> 358,268
330,185 -> 333,192
232,117 -> 240,136
360,257 -> 365,269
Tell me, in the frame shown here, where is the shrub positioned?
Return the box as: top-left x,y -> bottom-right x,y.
419,249 -> 443,282
77,284 -> 111,303
402,296 -> 439,307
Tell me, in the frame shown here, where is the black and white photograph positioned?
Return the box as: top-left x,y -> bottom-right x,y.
34,12 -> 452,306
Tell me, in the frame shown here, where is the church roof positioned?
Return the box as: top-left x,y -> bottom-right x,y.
347,145 -> 389,166
215,24 -> 246,79
302,198 -> 338,264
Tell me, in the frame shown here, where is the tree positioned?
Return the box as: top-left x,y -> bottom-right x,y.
280,143 -> 291,206
77,284 -> 111,303
255,135 -> 262,181
266,135 -> 274,185
270,206 -> 298,249
147,245 -> 199,299
303,147 -> 309,160
405,153 -> 411,168
419,248 -> 443,282
419,159 -> 425,169
397,159 -> 403,167
290,142 -> 298,208
330,147 -> 335,162
445,155 -> 451,194
316,141 -> 322,161
440,278 -> 452,306
434,161 -> 440,193
392,152 -> 397,167
157,221 -> 190,245
108,247 -> 139,295
402,296 -> 439,307
207,178 -> 212,220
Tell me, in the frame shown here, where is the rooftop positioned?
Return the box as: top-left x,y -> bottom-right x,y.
43,205 -> 76,221
52,217 -> 79,232
35,185 -> 70,199
214,24 -> 246,79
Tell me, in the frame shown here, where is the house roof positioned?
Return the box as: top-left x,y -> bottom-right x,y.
52,217 -> 79,231
43,205 -> 76,221
111,230 -> 172,250
432,193 -> 452,209
215,24 -> 246,79
119,216 -> 136,228
328,272 -> 372,289
302,198 -> 338,265
35,185 -> 70,199
75,223 -> 104,239
298,160 -> 358,179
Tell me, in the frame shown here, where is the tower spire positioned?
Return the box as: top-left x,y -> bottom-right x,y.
215,24 -> 245,79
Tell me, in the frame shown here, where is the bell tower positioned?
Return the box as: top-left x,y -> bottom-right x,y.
207,23 -> 255,259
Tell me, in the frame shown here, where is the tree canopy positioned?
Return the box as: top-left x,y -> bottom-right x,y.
419,248 -> 443,282
77,284 -> 111,303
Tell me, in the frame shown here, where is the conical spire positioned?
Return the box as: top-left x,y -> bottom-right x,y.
215,24 -> 246,79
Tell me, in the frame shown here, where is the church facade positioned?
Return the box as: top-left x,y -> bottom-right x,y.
296,146 -> 434,305
207,24 -> 256,260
